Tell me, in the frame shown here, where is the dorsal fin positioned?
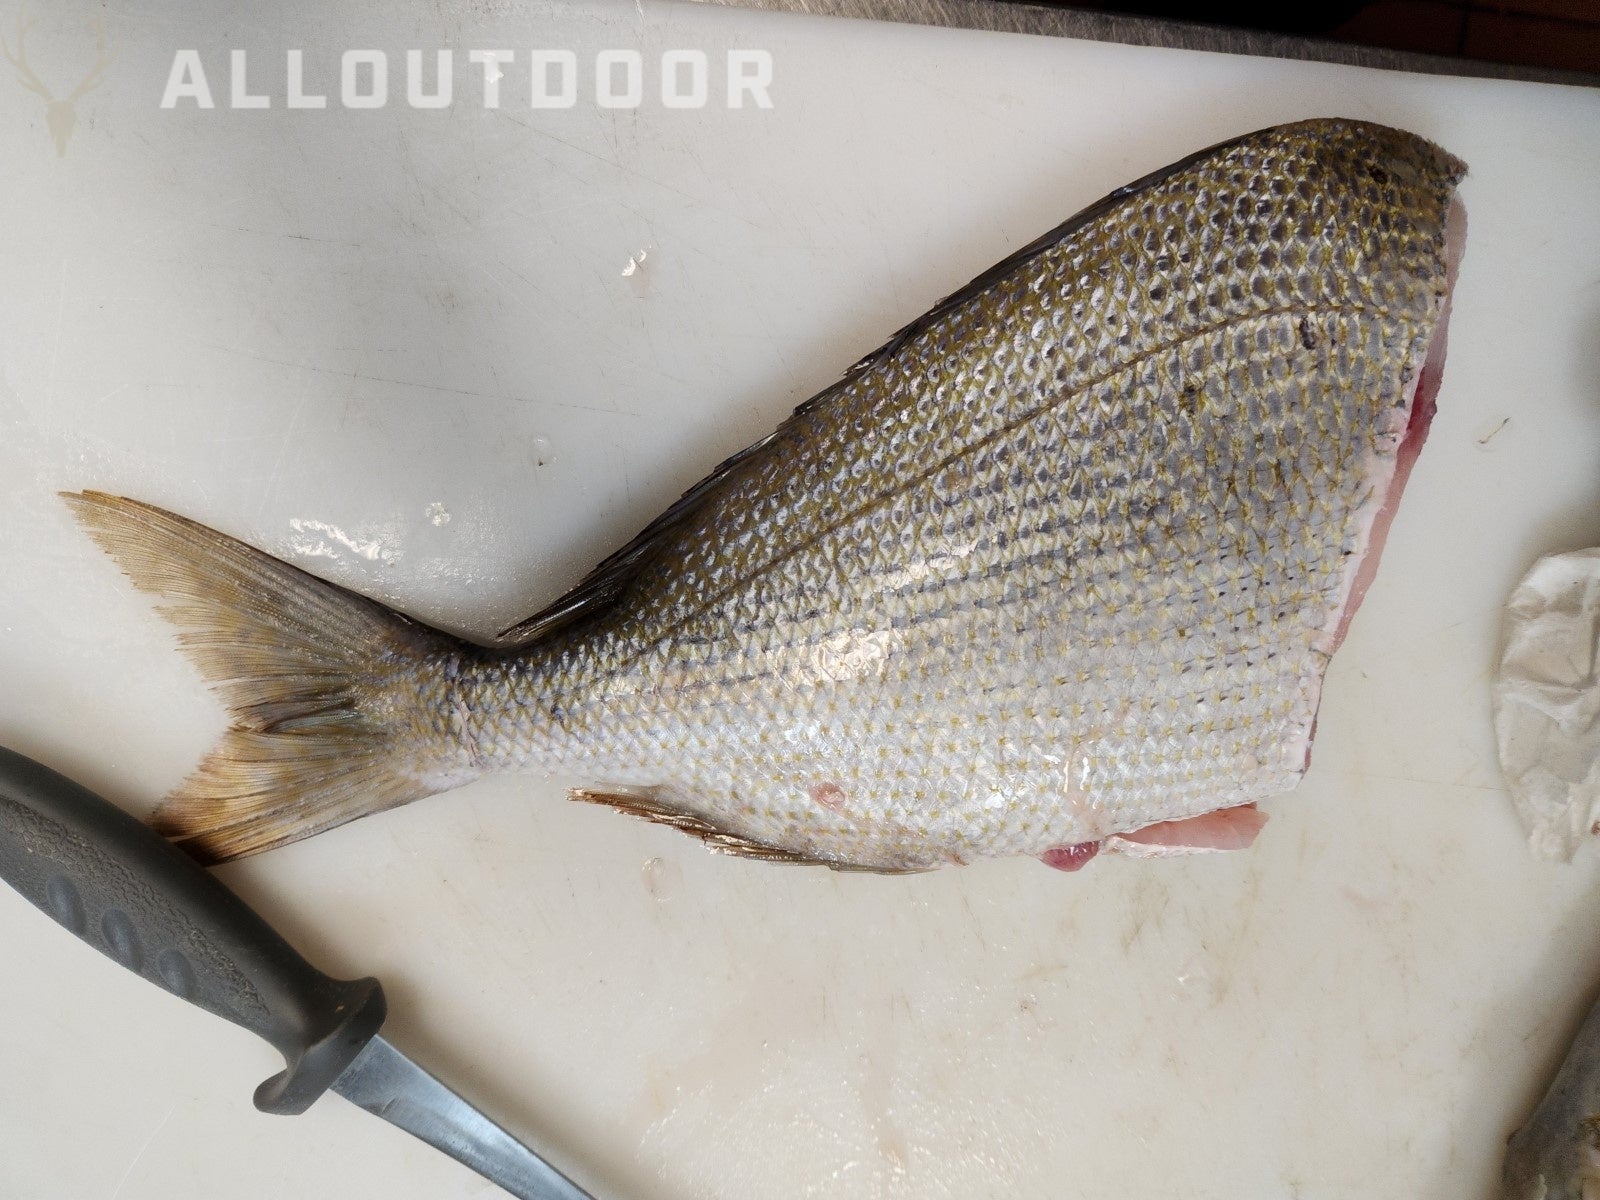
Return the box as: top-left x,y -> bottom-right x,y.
568,789 -> 928,874
497,127 -> 1265,648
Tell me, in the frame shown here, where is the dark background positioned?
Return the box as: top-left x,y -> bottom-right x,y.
1030,0 -> 1600,75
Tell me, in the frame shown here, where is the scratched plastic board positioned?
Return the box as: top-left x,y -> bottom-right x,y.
1,2 -> 1598,1198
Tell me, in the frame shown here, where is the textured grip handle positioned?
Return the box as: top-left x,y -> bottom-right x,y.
0,746 -> 386,1114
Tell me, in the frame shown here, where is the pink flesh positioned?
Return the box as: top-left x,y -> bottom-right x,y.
1039,841 -> 1101,871
1327,365 -> 1438,651
809,782 -> 846,811
1118,804 -> 1269,851
1325,196 -> 1463,654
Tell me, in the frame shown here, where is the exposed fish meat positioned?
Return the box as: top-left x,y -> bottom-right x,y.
67,118 -> 1467,870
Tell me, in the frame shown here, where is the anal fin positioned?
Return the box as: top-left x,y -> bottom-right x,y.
567,789 -> 928,874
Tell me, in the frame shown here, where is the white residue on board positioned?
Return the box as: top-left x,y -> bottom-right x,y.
287,516 -> 400,565
621,249 -> 648,277
425,502 -> 451,527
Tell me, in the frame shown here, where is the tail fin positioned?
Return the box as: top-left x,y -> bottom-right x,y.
65,491 -> 453,863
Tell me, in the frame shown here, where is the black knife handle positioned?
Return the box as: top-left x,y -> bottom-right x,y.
0,746 -> 386,1115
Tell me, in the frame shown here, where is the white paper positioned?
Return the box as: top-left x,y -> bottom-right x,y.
1494,548 -> 1600,860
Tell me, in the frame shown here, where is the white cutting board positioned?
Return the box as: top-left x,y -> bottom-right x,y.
1,3 -> 1598,1197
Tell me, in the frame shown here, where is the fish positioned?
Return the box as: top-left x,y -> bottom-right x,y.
66,117 -> 1467,871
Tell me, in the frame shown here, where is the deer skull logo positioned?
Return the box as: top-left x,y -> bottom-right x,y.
1,6 -> 116,156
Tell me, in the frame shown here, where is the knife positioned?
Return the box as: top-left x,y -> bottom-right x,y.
681,0 -> 1594,88
0,744 -> 594,1200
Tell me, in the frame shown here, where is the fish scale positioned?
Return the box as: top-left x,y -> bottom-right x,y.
67,118 -> 1464,868
446,134 -> 1456,865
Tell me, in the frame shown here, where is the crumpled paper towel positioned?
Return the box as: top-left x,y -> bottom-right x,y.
1493,548 -> 1600,861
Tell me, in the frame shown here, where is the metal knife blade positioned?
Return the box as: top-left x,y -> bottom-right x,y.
680,0 -> 1595,87
333,1035 -> 594,1200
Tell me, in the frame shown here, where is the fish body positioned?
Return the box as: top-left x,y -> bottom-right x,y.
70,118 -> 1466,869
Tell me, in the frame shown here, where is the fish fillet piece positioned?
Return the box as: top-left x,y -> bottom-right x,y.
67,118 -> 1467,870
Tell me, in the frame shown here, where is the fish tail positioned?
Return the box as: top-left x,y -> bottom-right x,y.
64,490 -> 456,863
